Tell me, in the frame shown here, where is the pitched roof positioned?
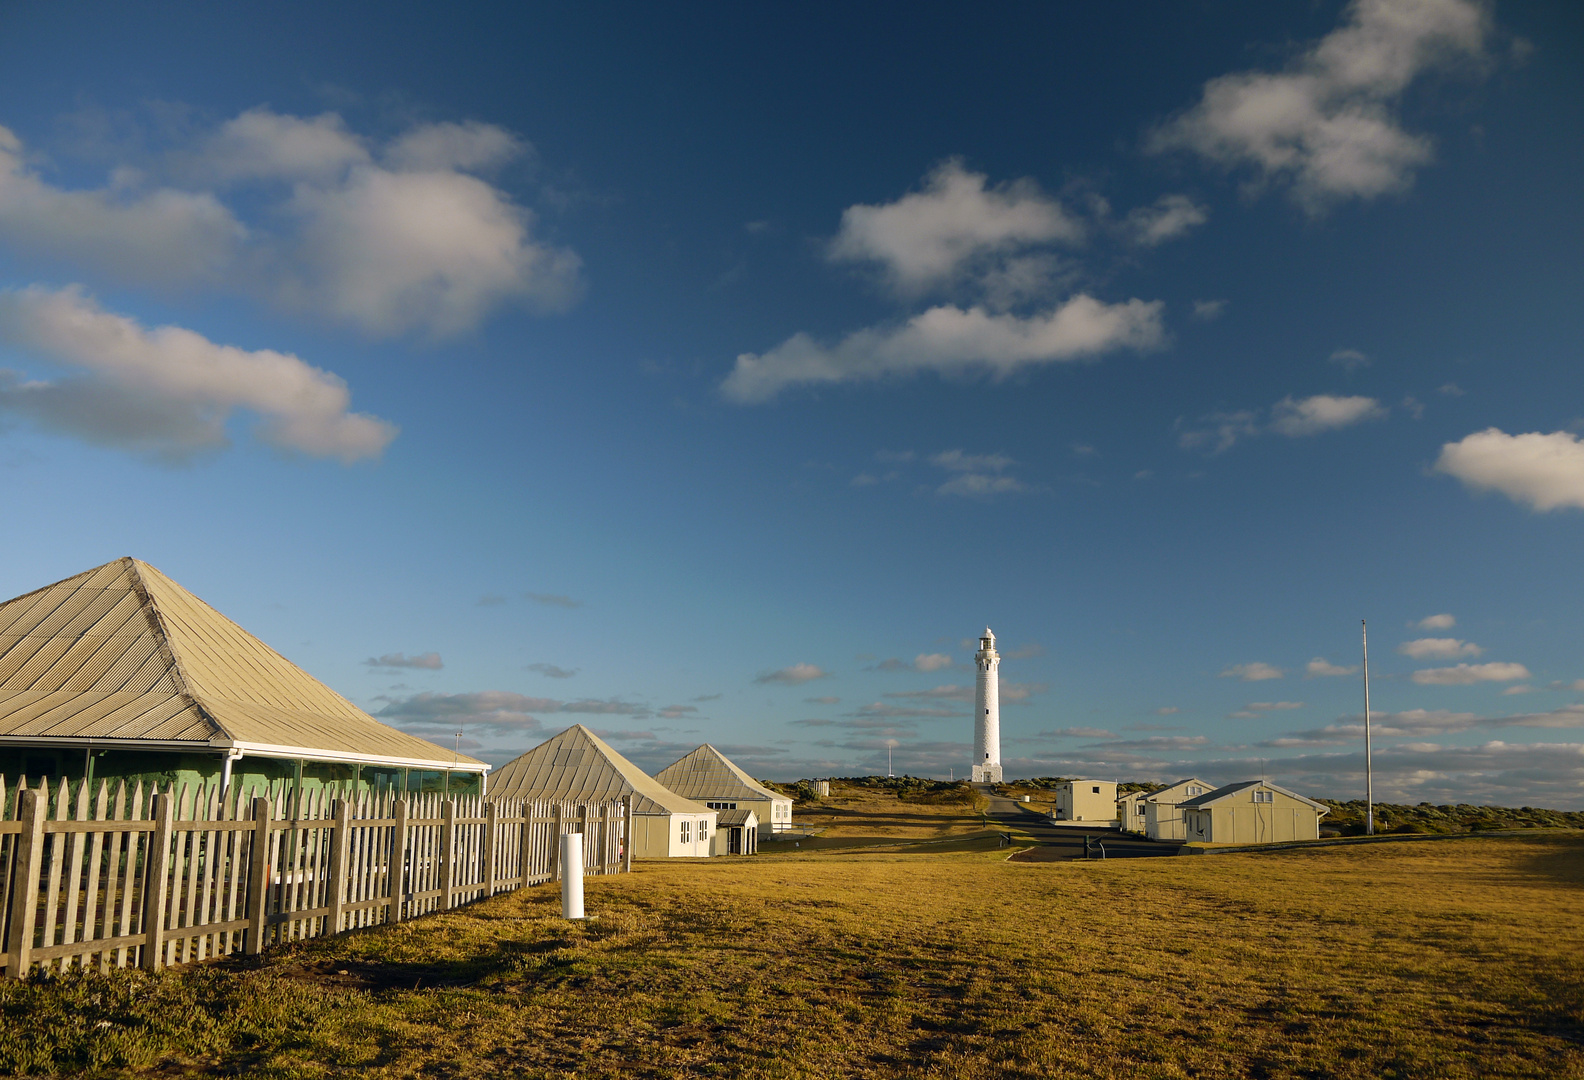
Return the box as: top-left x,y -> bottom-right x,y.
489,724 -> 711,816
1178,780 -> 1328,812
654,744 -> 787,804
1144,778 -> 1212,804
715,807 -> 759,828
0,557 -> 483,770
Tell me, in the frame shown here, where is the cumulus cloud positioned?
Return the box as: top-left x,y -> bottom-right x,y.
755,663 -> 828,685
1122,194 -> 1209,246
930,447 -> 1028,498
1264,705 -> 1584,748
1398,637 -> 1482,660
721,295 -> 1165,404
827,158 -> 1083,295
1191,299 -> 1227,321
1328,347 -> 1371,371
1180,393 -> 1386,452
913,653 -> 953,672
1269,393 -> 1388,435
0,125 -> 243,284
0,110 -> 579,338
1418,613 -> 1457,630
1411,661 -> 1530,685
375,691 -> 657,738
1221,662 -> 1284,682
525,663 -> 577,679
1435,428 -> 1584,512
524,592 -> 582,608
1306,657 -> 1359,677
0,285 -> 396,462
364,652 -> 443,670
1148,0 -> 1491,211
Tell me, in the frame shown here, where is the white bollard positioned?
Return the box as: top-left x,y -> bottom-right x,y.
560,832 -> 585,919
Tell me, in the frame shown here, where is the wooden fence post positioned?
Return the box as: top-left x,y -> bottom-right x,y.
140,791 -> 174,971
622,795 -> 633,873
577,804 -> 588,875
326,798 -> 350,935
244,796 -> 272,955
550,804 -> 562,882
391,799 -> 409,923
483,801 -> 498,897
440,799 -> 456,911
3,787 -> 45,980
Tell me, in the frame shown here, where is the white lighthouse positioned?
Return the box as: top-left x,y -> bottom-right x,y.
971,627 -> 1002,783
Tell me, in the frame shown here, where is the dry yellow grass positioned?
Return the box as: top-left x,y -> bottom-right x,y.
3,829 -> 1579,1077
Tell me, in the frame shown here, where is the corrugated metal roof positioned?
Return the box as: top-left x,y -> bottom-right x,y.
714,807 -> 759,827
0,557 -> 482,770
654,744 -> 787,804
490,724 -> 711,816
1144,778 -> 1212,805
1178,780 -> 1328,811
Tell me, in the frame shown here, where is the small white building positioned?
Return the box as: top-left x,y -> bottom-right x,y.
713,807 -> 759,855
1179,781 -> 1329,844
490,725 -> 716,858
1142,777 -> 1214,842
1053,779 -> 1118,822
654,743 -> 793,838
1118,791 -> 1148,833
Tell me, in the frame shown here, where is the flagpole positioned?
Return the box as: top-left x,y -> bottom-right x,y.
1363,619 -> 1374,836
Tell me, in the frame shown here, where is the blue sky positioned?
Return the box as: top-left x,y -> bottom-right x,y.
1,1 -> 1581,806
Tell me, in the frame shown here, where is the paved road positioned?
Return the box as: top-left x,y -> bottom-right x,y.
978,787 -> 1178,862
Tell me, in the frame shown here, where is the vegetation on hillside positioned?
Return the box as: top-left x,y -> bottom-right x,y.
1320,799 -> 1584,835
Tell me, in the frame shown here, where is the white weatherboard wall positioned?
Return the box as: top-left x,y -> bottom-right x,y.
971,628 -> 1002,783
1143,778 -> 1213,842
1180,782 -> 1328,844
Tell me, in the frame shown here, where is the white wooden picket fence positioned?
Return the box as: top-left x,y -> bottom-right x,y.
0,775 -> 631,978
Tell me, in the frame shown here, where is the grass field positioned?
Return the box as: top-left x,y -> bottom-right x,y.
2,828 -> 1580,1078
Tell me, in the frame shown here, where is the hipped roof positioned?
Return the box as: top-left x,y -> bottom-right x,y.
654,743 -> 788,804
489,724 -> 712,816
1178,780 -> 1328,812
0,557 -> 484,771
1144,778 -> 1212,804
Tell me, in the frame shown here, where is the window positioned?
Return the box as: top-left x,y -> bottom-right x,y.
1253,789 -> 1273,803
1092,786 -> 1101,794
699,821 -> 709,841
680,821 -> 691,843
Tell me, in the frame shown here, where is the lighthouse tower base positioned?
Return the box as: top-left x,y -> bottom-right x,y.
970,764 -> 1003,783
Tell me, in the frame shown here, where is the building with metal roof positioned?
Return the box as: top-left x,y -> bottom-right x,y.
1179,781 -> 1329,845
653,743 -> 794,838
0,557 -> 486,797
490,724 -> 717,858
712,807 -> 759,854
1141,777 -> 1213,842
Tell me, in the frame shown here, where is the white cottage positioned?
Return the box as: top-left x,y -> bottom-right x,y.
1142,777 -> 1214,842
654,743 -> 793,838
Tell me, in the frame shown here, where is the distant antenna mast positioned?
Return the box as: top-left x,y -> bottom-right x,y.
887,743 -> 893,778
1362,619 -> 1374,836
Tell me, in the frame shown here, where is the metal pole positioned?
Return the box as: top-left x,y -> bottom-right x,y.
1363,619 -> 1374,836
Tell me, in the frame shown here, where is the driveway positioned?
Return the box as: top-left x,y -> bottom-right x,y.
978,787 -> 1178,862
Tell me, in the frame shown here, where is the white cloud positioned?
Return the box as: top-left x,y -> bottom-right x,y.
0,112 -> 579,338
1328,347 -> 1371,370
1178,409 -> 1260,454
364,652 -> 443,670
1435,428 -> 1584,512
1148,0 -> 1491,211
913,653 -> 953,672
827,158 -> 1083,295
1306,657 -> 1359,677
1269,393 -> 1388,435
0,285 -> 395,462
722,295 -> 1165,404
1398,637 -> 1482,660
0,125 -> 243,284
1221,662 -> 1284,682
1417,613 -> 1456,629
1122,194 -> 1208,246
932,449 -> 1013,473
755,663 -> 828,685
1248,701 -> 1304,711
930,448 -> 1026,498
1191,299 -> 1227,321
1411,661 -> 1531,685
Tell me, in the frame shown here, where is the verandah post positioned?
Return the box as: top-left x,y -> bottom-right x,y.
3,787 -> 46,979
439,799 -> 456,911
550,805 -> 562,882
327,798 -> 351,935
244,797 -> 272,955
140,791 -> 174,971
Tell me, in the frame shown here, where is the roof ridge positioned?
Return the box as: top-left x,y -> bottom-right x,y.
125,559 -> 228,742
